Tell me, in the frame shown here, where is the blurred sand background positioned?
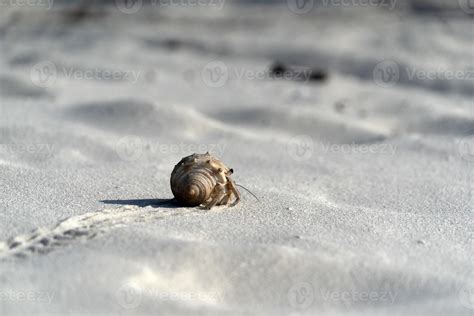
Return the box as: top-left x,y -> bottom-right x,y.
0,0 -> 473,315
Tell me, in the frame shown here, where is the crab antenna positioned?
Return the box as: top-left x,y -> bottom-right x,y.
235,183 -> 260,202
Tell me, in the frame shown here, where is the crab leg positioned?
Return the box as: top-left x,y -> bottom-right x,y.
227,178 -> 241,207
204,183 -> 226,210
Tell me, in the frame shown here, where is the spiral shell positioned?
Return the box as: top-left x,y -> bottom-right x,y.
170,153 -> 240,209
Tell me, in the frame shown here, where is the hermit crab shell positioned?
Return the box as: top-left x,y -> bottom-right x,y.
170,153 -> 237,207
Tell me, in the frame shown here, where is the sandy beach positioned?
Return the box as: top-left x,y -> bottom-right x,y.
0,1 -> 473,315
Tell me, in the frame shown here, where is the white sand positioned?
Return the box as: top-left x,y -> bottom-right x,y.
0,2 -> 473,315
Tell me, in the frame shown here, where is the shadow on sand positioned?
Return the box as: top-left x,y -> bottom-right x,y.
100,198 -> 179,208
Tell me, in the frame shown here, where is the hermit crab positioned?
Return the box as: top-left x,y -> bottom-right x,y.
170,153 -> 241,209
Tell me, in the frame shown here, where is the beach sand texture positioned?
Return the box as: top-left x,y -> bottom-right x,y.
0,2 -> 473,315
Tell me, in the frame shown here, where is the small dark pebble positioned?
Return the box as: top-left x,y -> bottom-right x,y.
269,62 -> 328,83
307,69 -> 328,82
269,62 -> 288,78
